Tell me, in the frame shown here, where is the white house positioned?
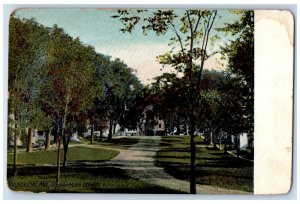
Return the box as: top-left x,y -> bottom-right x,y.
239,133 -> 248,150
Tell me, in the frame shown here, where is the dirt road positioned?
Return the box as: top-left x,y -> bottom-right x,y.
105,136 -> 250,194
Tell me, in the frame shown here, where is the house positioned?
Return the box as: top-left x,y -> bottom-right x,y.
239,133 -> 248,150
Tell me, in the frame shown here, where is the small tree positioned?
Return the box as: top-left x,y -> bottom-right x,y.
113,9 -> 218,193
39,26 -> 96,182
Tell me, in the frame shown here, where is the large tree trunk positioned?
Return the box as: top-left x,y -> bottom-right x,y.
56,136 -> 61,184
90,122 -> 94,144
13,112 -> 18,175
63,145 -> 68,167
236,135 -> 240,158
176,118 -> 180,135
189,113 -> 196,194
57,95 -> 69,184
213,133 -> 217,148
45,128 -> 52,150
113,122 -> 117,134
204,128 -> 208,143
62,132 -> 72,168
54,134 -> 57,148
219,132 -> 222,151
26,128 -> 32,152
107,118 -> 113,141
99,129 -> 103,141
212,129 -> 218,149
224,133 -> 227,153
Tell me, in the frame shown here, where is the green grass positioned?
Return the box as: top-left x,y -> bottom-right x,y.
155,136 -> 253,192
7,166 -> 182,193
6,137 -> 184,193
89,137 -> 140,150
7,146 -> 119,165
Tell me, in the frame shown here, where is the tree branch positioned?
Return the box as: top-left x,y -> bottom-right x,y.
193,10 -> 202,34
196,10 -> 218,105
186,11 -> 194,54
168,23 -> 185,54
202,11 -> 217,70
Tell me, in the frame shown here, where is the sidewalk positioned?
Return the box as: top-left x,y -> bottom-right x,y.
110,136 -> 250,194
215,144 -> 254,163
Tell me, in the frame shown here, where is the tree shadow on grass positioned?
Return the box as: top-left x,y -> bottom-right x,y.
95,138 -> 140,148
158,148 -> 191,153
7,165 -> 183,193
159,141 -> 174,146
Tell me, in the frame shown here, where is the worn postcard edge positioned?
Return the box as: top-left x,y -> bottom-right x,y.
254,10 -> 294,195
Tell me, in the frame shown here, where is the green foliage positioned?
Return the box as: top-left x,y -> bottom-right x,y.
8,11 -> 254,191
97,58 -> 144,133
218,10 -> 254,134
144,73 -> 188,133
113,9 -> 253,136
219,10 -> 254,88
8,15 -> 144,166
112,9 -> 218,74
19,128 -> 27,145
9,15 -> 50,145
144,69 -> 248,135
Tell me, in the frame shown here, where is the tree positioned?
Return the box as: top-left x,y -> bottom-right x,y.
146,73 -> 188,135
85,53 -> 110,144
218,10 -> 254,136
38,26 -> 96,182
28,109 -> 54,150
102,58 -> 142,140
193,70 -> 223,142
113,9 -> 219,193
9,15 -> 145,186
9,15 -> 49,172
118,77 -> 144,134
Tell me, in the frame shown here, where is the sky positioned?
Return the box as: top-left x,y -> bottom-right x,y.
14,9 -> 240,84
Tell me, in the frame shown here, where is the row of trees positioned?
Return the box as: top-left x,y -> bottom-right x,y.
8,10 -> 254,192
113,9 -> 254,193
8,15 -> 143,182
145,69 -> 251,139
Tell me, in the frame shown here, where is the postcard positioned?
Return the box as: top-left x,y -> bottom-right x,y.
5,8 -> 294,195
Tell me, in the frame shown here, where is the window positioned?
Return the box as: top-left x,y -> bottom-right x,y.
158,124 -> 161,128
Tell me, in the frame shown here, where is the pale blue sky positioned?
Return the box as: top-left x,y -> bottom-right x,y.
14,9 -> 240,84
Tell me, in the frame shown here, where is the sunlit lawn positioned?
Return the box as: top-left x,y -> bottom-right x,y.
7,146 -> 119,165
155,136 -> 253,192
8,137 -> 139,164
7,137 -> 182,193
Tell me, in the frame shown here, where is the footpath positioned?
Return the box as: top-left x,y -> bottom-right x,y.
106,136 -> 250,194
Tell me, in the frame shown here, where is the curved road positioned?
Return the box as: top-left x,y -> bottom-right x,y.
105,136 -> 250,194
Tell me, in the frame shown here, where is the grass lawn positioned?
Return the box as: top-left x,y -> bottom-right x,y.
89,137 -> 140,150
7,146 -> 119,165
7,138 -> 182,193
7,166 -> 182,193
155,136 -> 253,192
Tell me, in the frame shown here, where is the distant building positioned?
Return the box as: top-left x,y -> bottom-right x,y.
239,133 -> 248,150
